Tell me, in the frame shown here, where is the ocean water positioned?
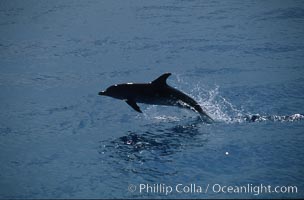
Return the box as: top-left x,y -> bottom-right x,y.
1,0 -> 304,199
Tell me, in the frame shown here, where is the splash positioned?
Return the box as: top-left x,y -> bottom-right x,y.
191,85 -> 240,123
191,83 -> 304,123
138,75 -> 303,124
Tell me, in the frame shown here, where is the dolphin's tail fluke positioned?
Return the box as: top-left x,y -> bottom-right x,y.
199,111 -> 214,123
193,104 -> 214,123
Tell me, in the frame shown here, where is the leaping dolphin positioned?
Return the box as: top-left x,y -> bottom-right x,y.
99,73 -> 213,123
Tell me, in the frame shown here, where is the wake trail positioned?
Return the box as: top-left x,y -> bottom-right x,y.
193,85 -> 304,123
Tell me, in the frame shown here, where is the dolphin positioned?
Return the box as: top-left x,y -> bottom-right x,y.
99,73 -> 213,123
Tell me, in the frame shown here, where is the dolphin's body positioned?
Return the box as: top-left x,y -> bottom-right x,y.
99,73 -> 213,123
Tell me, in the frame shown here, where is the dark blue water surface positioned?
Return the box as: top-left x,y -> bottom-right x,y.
1,0 -> 304,199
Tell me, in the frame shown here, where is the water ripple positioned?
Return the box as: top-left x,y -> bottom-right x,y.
99,120 -> 209,179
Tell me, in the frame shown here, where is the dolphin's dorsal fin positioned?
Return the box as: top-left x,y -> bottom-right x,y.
151,73 -> 171,86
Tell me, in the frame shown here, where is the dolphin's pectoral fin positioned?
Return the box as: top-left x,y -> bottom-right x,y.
125,99 -> 142,113
151,73 -> 171,86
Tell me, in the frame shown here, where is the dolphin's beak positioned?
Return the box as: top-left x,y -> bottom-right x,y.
98,91 -> 105,95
